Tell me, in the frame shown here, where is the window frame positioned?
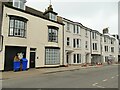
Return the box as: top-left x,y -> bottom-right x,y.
73,54 -> 81,64
111,47 -> 114,53
48,26 -> 59,43
85,41 -> 88,49
45,47 -> 60,65
13,0 -> 25,10
67,37 -> 70,46
8,16 -> 27,38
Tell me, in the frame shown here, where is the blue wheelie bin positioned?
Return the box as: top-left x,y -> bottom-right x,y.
13,61 -> 20,71
22,58 -> 28,71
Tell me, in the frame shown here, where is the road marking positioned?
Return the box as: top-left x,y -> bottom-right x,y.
116,75 -> 119,77
92,83 -> 98,86
103,79 -> 107,82
111,77 -> 114,79
96,85 -> 105,88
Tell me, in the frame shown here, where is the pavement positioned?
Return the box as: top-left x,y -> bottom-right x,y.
1,64 -> 105,80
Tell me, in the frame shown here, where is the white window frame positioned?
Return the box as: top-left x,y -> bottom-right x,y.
73,39 -> 81,48
73,54 -> 81,64
85,41 -> 88,49
45,48 -> 60,65
13,0 -> 25,10
67,37 -> 70,46
111,47 -> 114,52
93,43 -> 97,50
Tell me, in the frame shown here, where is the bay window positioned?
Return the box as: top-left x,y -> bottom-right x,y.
45,48 -> 60,65
9,16 -> 27,38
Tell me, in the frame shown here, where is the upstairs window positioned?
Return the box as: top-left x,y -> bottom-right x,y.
111,47 -> 114,52
73,39 -> 81,48
105,46 -> 109,52
67,22 -> 70,31
13,0 -> 26,10
48,26 -> 58,43
111,39 -> 114,44
85,30 -> 88,36
67,37 -> 70,46
9,16 -> 27,38
85,41 -> 88,49
49,13 -> 56,21
93,43 -> 97,50
92,32 -> 97,39
73,25 -> 80,34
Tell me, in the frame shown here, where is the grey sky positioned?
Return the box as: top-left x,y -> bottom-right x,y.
26,0 -> 118,34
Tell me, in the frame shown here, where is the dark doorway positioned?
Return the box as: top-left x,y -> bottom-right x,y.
66,54 -> 69,64
4,46 -> 26,71
30,52 -> 36,68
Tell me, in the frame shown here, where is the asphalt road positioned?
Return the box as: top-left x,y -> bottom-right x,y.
2,65 -> 119,88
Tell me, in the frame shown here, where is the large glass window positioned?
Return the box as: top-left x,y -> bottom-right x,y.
48,27 -> 58,43
45,48 -> 60,65
9,17 -> 27,37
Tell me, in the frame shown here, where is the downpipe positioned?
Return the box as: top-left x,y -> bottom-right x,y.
0,35 -> 3,52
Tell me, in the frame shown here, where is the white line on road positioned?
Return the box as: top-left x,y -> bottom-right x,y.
96,85 -> 105,88
92,83 -> 98,86
103,79 -> 107,82
111,77 -> 114,79
116,75 -> 119,77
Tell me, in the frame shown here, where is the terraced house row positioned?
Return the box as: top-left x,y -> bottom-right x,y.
0,0 -> 118,71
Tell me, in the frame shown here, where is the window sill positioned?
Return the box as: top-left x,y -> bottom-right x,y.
73,33 -> 81,36
85,48 -> 89,50
93,50 -> 98,52
8,35 -> 26,38
92,39 -> 98,41
73,48 -> 81,50
66,46 -> 71,48
48,41 -> 58,43
66,30 -> 71,33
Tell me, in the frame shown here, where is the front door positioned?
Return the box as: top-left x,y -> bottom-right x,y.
66,54 -> 69,64
30,52 -> 36,68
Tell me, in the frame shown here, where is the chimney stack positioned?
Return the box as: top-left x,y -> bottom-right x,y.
103,27 -> 109,34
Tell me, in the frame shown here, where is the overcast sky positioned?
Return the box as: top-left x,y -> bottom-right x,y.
26,0 -> 119,34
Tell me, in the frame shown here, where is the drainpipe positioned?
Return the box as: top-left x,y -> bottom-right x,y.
0,2 -> 4,52
62,23 -> 65,66
90,30 -> 92,65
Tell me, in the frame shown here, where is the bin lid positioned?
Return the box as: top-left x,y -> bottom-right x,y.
22,58 -> 28,61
